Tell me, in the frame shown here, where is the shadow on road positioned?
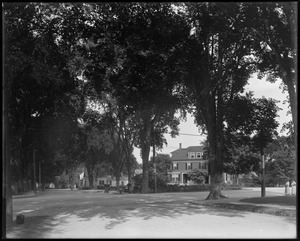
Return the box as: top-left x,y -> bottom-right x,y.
6,215 -> 56,238
7,194 -> 248,238
6,191 -> 295,238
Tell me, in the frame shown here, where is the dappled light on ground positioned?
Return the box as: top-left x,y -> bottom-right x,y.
6,189 -> 296,238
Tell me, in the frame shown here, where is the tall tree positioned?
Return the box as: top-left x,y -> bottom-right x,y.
242,2 -> 297,181
183,2 -> 257,199
226,93 -> 279,187
79,2 -> 190,193
264,136 -> 295,186
244,2 -> 297,139
4,2 -> 83,192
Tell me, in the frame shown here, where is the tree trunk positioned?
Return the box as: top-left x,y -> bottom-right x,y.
282,73 -> 297,183
141,117 -> 152,193
127,156 -> 132,193
86,167 -> 94,189
201,50 -> 227,200
116,173 -> 120,189
205,147 -> 227,200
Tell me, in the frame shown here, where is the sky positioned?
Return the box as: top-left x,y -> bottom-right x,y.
133,74 -> 292,164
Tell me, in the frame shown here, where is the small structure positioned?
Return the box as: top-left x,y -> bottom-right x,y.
291,181 -> 296,195
16,214 -> 25,225
285,181 -> 291,195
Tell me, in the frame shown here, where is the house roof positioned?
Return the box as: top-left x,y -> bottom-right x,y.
171,145 -> 205,160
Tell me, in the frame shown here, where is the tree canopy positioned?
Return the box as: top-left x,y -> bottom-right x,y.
3,2 -> 295,204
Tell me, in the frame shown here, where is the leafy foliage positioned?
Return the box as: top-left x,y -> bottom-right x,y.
188,169 -> 208,185
4,2 -> 294,196
226,93 -> 279,154
264,136 -> 295,186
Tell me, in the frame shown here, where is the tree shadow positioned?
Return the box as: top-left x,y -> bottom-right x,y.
6,215 -> 57,239
5,192 -> 277,238
67,199 -> 247,230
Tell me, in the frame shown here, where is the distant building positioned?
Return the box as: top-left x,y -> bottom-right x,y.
168,143 -> 233,185
168,144 -> 209,185
78,167 -> 129,188
95,175 -> 129,187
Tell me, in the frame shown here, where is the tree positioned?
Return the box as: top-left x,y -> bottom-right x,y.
264,136 -> 295,186
243,2 -> 297,145
3,6 -> 89,229
103,97 -> 139,189
244,2 -> 297,182
225,93 -> 279,188
76,110 -> 113,189
4,2 -> 83,193
149,153 -> 172,182
78,2 -> 190,193
183,2 -> 257,199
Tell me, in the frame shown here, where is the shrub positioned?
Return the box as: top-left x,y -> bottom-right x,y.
78,186 -> 91,190
240,172 -> 261,187
188,169 -> 208,185
221,183 -> 242,190
166,184 -> 210,192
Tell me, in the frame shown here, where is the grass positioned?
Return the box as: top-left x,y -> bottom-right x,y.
240,195 -> 296,206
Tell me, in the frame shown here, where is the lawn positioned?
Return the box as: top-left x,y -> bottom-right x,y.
240,195 -> 296,206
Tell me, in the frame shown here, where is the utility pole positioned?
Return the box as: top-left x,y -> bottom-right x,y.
261,155 -> 265,197
153,143 -> 157,193
39,161 -> 41,189
33,149 -> 36,194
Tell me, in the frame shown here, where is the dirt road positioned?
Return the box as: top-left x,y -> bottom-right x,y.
6,188 -> 296,239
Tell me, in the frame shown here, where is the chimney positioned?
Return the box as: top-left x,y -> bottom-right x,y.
179,143 -> 182,149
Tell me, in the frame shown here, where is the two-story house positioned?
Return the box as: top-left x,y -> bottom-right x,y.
168,144 -> 210,185
168,143 -> 235,185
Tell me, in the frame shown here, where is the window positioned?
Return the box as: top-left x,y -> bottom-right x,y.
189,152 -> 195,159
196,152 -> 202,158
99,180 -> 104,185
173,163 -> 178,170
171,174 -> 180,182
186,163 -> 191,170
199,162 -> 208,170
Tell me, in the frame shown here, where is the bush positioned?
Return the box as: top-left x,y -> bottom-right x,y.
149,173 -> 169,192
188,169 -> 208,185
240,173 -> 261,187
221,183 -> 242,190
78,186 -> 92,190
166,184 -> 210,192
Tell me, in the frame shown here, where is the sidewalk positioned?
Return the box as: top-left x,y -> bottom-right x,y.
191,194 -> 297,217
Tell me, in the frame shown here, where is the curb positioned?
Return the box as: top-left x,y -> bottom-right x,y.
12,193 -> 37,199
191,201 -> 296,217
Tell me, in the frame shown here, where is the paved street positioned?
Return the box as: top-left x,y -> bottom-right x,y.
6,188 -> 297,239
